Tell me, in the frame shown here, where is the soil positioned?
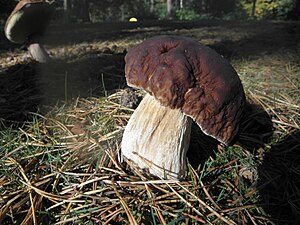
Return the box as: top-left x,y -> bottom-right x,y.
0,20 -> 299,121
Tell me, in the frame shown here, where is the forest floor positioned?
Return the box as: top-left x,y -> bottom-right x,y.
0,20 -> 299,224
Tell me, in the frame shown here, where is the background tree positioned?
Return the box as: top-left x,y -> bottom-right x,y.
251,0 -> 257,17
77,0 -> 91,22
63,0 -> 71,22
167,0 -> 176,19
150,0 -> 155,13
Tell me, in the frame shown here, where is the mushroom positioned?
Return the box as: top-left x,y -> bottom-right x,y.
4,0 -> 55,63
121,36 -> 246,179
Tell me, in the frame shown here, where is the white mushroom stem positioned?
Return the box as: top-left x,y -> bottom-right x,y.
27,34 -> 50,63
121,93 -> 192,179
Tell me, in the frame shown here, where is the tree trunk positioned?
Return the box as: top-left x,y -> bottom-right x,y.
179,0 -> 183,9
80,0 -> 90,22
63,0 -> 69,11
150,0 -> 155,13
251,0 -> 257,18
167,0 -> 176,19
72,0 -> 90,22
63,0 -> 71,23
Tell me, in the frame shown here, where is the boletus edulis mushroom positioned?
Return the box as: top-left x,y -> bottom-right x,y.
4,0 -> 55,63
120,36 -> 246,179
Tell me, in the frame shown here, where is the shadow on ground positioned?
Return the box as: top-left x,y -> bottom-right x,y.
208,21 -> 300,60
187,122 -> 219,169
258,131 -> 300,225
1,20 -> 299,62
45,20 -> 300,61
187,101 -> 274,170
238,103 -> 274,150
0,62 -> 40,123
0,51 -> 126,124
38,52 -> 125,105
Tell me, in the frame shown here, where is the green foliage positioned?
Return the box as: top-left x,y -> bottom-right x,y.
276,0 -> 297,19
241,0 -> 298,19
176,8 -> 201,20
156,6 -> 168,20
89,0 -> 155,21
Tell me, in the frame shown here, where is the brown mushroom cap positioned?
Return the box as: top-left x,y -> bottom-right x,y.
4,0 -> 55,44
125,36 -> 246,145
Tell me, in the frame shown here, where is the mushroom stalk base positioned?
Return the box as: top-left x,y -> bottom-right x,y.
27,35 -> 50,63
121,93 -> 192,179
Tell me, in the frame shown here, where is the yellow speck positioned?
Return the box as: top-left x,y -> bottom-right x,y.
129,17 -> 138,22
